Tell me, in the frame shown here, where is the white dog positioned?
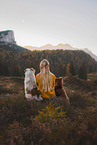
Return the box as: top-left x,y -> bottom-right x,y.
24,68 -> 43,101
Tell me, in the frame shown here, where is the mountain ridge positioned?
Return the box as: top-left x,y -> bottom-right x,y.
24,44 -> 97,61
83,48 -> 97,61
0,42 -> 29,53
24,43 -> 78,51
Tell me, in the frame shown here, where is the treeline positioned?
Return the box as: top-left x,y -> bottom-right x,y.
0,48 -> 97,78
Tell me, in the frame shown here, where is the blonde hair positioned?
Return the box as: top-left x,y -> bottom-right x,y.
40,59 -> 53,92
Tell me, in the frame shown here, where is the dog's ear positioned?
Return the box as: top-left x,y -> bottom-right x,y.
30,68 -> 35,74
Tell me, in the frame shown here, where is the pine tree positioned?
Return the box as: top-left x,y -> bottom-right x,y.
70,61 -> 75,76
79,62 -> 87,80
66,63 -> 71,76
0,59 -> 2,75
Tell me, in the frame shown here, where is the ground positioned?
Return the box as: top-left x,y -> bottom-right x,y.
0,76 -> 24,97
64,73 -> 97,108
0,73 -> 97,145
0,73 -> 97,107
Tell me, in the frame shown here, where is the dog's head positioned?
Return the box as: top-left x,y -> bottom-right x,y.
55,77 -> 63,87
24,68 -> 35,74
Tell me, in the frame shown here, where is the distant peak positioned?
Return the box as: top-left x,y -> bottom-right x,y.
84,48 -> 89,51
57,43 -> 64,46
40,44 -> 53,48
65,43 -> 73,47
43,44 -> 53,47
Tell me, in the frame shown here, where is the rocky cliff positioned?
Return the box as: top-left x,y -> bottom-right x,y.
0,30 -> 16,44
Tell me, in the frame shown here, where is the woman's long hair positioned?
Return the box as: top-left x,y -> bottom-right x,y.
40,59 -> 53,92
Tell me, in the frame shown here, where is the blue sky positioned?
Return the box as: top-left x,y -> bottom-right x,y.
0,0 -> 97,55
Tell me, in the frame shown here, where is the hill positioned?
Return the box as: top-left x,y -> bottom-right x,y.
0,73 -> 97,144
24,43 -> 97,61
0,42 -> 29,53
0,47 -> 97,77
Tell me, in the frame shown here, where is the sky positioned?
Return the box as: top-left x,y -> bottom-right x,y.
0,0 -> 97,55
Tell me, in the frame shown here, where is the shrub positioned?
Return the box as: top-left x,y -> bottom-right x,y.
36,103 -> 67,123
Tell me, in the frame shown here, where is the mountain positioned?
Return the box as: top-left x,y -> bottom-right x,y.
83,48 -> 97,61
0,30 -> 16,44
24,44 -> 97,61
0,30 -> 97,77
24,43 -> 78,51
0,30 -> 29,53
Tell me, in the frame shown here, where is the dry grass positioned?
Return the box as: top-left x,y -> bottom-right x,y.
0,73 -> 97,145
0,76 -> 24,97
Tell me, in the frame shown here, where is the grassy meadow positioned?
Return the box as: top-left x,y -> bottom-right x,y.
0,73 -> 97,145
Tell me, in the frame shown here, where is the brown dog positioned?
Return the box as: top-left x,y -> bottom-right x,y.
55,77 -> 70,104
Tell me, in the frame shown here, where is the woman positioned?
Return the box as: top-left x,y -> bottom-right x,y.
36,59 -> 56,99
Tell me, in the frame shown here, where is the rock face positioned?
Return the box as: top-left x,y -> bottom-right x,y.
0,30 -> 16,44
